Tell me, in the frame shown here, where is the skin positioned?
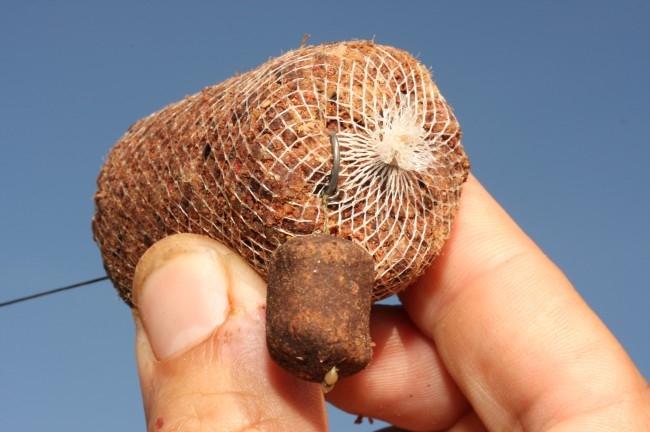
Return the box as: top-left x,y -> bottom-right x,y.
131,174 -> 650,431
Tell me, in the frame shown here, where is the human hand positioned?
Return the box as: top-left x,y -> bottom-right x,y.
131,174 -> 650,431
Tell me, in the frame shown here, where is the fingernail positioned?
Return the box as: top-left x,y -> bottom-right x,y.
134,243 -> 230,360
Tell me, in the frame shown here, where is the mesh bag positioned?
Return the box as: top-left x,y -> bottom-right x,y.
93,41 -> 470,306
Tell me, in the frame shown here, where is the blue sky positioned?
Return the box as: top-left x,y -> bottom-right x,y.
1,1 -> 648,430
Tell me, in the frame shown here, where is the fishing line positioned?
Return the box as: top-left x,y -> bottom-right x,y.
0,276 -> 109,307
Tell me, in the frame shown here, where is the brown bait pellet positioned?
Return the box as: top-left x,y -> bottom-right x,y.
266,234 -> 374,383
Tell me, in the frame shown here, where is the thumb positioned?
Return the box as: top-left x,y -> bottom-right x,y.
131,233 -> 327,431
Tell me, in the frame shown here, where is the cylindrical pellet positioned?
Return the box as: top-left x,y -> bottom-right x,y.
266,233 -> 375,382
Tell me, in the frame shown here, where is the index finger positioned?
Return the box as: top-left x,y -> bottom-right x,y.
400,174 -> 648,430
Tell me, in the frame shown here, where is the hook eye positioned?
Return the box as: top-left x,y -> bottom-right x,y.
324,132 -> 340,197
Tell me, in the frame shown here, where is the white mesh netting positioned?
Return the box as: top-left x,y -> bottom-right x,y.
93,41 -> 470,305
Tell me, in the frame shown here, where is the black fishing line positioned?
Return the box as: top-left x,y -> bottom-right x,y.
0,276 -> 109,307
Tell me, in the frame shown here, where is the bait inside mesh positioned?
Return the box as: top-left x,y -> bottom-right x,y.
92,41 -> 469,304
